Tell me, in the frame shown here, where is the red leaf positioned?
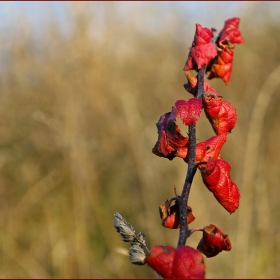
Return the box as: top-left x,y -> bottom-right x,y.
200,158 -> 241,213
218,17 -> 245,45
202,94 -> 237,134
207,46 -> 234,85
185,71 -> 219,97
152,112 -> 189,160
197,224 -> 231,258
171,246 -> 205,279
184,133 -> 226,164
197,134 -> 227,162
193,23 -> 214,45
152,98 -> 204,160
145,246 -> 176,279
171,98 -> 202,126
159,198 -> 195,229
183,24 -> 217,71
145,245 -> 205,279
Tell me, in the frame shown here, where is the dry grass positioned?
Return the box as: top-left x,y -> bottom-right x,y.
0,2 -> 279,278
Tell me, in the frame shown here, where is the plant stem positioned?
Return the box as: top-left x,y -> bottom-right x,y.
177,123 -> 197,246
177,66 -> 206,247
197,65 -> 206,99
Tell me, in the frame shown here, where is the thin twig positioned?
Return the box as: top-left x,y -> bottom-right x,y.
177,66 -> 206,247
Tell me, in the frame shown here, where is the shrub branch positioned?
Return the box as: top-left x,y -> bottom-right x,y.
177,65 -> 206,247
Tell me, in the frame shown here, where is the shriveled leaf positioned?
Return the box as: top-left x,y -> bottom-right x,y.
207,46 -> 234,85
218,17 -> 245,45
159,199 -> 195,229
202,94 -> 237,134
200,158 -> 241,213
197,224 -> 231,258
152,112 -> 189,160
193,22 -> 214,45
184,133 -> 227,164
183,24 -> 217,71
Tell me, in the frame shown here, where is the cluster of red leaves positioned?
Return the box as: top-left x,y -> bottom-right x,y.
148,17 -> 243,279
153,112 -> 227,163
152,19 -> 241,217
182,18 -> 244,84
197,224 -> 231,258
159,198 -> 195,229
145,245 -> 205,279
200,158 -> 241,213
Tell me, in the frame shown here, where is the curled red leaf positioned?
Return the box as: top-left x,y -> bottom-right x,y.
171,98 -> 203,126
197,224 -> 231,258
183,24 -> 217,71
206,18 -> 244,84
196,134 -> 227,163
184,71 -> 219,97
159,198 -> 195,229
152,112 -> 189,160
218,17 -> 245,45
200,158 -> 241,213
207,46 -> 234,85
202,94 -> 237,134
184,133 -> 227,164
152,98 -> 204,160
145,245 -> 205,279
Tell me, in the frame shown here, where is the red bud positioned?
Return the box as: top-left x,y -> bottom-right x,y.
159,198 -> 195,229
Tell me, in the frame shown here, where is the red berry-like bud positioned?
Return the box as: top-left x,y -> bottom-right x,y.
197,224 -> 231,258
159,198 -> 195,229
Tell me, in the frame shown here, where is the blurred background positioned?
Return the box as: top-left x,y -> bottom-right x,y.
0,1 -> 279,278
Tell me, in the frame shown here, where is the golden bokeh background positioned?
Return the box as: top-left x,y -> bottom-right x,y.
0,2 -> 280,278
